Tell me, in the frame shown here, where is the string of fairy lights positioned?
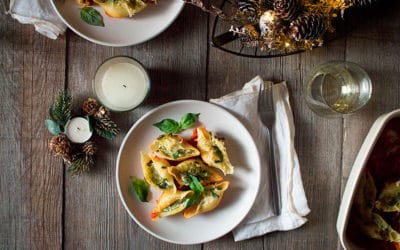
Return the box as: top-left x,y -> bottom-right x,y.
185,0 -> 377,53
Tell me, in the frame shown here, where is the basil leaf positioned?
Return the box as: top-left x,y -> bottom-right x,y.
153,119 -> 180,133
131,178 -> 149,202
80,7 -> 104,27
186,191 -> 202,208
153,113 -> 200,133
188,174 -> 204,193
179,113 -> 200,130
45,119 -> 62,135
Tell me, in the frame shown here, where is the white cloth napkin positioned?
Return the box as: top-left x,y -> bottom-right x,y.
210,75 -> 310,241
8,0 -> 66,39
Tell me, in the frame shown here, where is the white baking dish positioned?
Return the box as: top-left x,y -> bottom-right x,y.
337,109 -> 400,249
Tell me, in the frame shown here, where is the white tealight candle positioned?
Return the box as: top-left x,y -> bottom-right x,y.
93,56 -> 150,112
65,117 -> 93,144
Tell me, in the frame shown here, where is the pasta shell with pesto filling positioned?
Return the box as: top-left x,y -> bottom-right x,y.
359,212 -> 400,242
93,0 -> 147,18
150,190 -> 194,221
375,180 -> 400,212
196,127 -> 234,175
140,151 -> 175,191
150,134 -> 200,161
184,181 -> 230,218
168,159 -> 223,187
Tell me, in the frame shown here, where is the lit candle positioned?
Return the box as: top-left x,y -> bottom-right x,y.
93,56 -> 150,112
65,117 -> 93,143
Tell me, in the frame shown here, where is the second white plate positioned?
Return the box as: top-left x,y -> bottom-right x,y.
51,0 -> 184,46
116,100 -> 261,244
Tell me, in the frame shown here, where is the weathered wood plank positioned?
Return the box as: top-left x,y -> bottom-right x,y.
340,3 -> 400,248
0,0 -> 66,248
64,4 -> 207,249
207,4 -> 347,248
341,1 -> 400,186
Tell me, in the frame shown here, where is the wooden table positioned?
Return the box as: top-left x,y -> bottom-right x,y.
1,0 -> 400,249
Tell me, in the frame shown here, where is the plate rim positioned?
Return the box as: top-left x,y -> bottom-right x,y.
116,99 -> 261,244
50,0 -> 185,47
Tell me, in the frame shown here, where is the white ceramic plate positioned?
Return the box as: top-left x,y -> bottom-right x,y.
51,0 -> 184,46
116,100 -> 261,244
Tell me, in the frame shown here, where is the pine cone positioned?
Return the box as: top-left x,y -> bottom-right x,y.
289,12 -> 326,41
237,0 -> 260,16
94,106 -> 111,119
260,0 -> 275,10
82,98 -> 99,116
82,141 -> 97,156
49,134 -> 73,162
345,0 -> 376,6
274,0 -> 300,21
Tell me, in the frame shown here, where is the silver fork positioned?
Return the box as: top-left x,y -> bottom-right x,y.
258,84 -> 281,216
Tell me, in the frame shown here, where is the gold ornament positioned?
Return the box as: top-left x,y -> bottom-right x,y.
94,106 -> 111,119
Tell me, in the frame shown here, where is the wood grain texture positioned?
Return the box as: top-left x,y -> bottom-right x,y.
341,1 -> 400,184
207,3 -> 349,248
0,0 -> 65,248
1,0 -> 400,249
63,4 -> 206,250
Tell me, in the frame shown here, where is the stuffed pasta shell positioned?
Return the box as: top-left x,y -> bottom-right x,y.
375,180 -> 400,212
150,134 -> 200,161
93,0 -> 147,18
184,181 -> 230,218
168,159 -> 223,187
150,190 -> 194,220
140,151 -> 175,191
76,0 -> 93,6
195,127 -> 234,175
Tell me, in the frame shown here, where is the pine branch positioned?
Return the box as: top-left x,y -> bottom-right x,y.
67,155 -> 95,175
94,117 -> 120,140
49,91 -> 72,126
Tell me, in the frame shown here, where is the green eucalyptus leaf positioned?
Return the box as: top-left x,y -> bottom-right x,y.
86,115 -> 94,133
153,119 -> 180,133
45,119 -> 62,135
179,113 -> 200,130
80,7 -> 104,27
